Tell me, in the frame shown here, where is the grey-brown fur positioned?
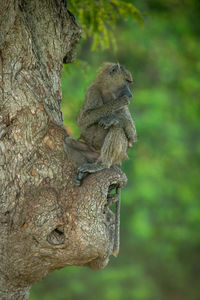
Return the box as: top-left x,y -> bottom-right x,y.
64,63 -> 137,185
77,63 -> 136,173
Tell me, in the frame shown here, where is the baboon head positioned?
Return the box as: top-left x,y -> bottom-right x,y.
95,62 -> 133,99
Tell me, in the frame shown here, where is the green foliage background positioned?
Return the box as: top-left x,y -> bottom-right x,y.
31,0 -> 200,299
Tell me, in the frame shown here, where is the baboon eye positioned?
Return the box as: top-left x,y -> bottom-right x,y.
109,65 -> 118,75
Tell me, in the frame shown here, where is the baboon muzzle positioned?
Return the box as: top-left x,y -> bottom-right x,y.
117,84 -> 133,99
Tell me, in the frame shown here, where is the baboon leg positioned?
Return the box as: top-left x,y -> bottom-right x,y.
76,127 -> 128,185
64,137 -> 102,185
64,137 -> 99,167
100,127 -> 128,166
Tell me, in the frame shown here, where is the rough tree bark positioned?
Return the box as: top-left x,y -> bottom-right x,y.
0,1 -> 127,299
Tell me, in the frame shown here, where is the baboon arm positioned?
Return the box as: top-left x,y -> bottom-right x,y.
78,93 -> 129,128
116,108 -> 137,145
124,122 -> 137,145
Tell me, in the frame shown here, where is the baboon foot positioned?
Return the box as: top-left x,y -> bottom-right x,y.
75,171 -> 88,186
75,162 -> 106,185
78,162 -> 105,174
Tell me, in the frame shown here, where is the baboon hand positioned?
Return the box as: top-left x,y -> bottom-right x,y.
128,136 -> 134,145
127,133 -> 137,147
118,95 -> 130,106
99,117 -> 119,129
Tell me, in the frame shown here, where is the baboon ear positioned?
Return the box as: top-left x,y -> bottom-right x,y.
109,64 -> 119,75
120,65 -> 125,72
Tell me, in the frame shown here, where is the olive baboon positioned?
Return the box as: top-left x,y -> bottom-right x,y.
64,63 -> 137,185
64,63 -> 137,256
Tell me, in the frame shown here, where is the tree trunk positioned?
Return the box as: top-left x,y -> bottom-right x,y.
0,1 -> 127,299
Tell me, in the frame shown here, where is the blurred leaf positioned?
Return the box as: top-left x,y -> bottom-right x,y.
69,0 -> 143,50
